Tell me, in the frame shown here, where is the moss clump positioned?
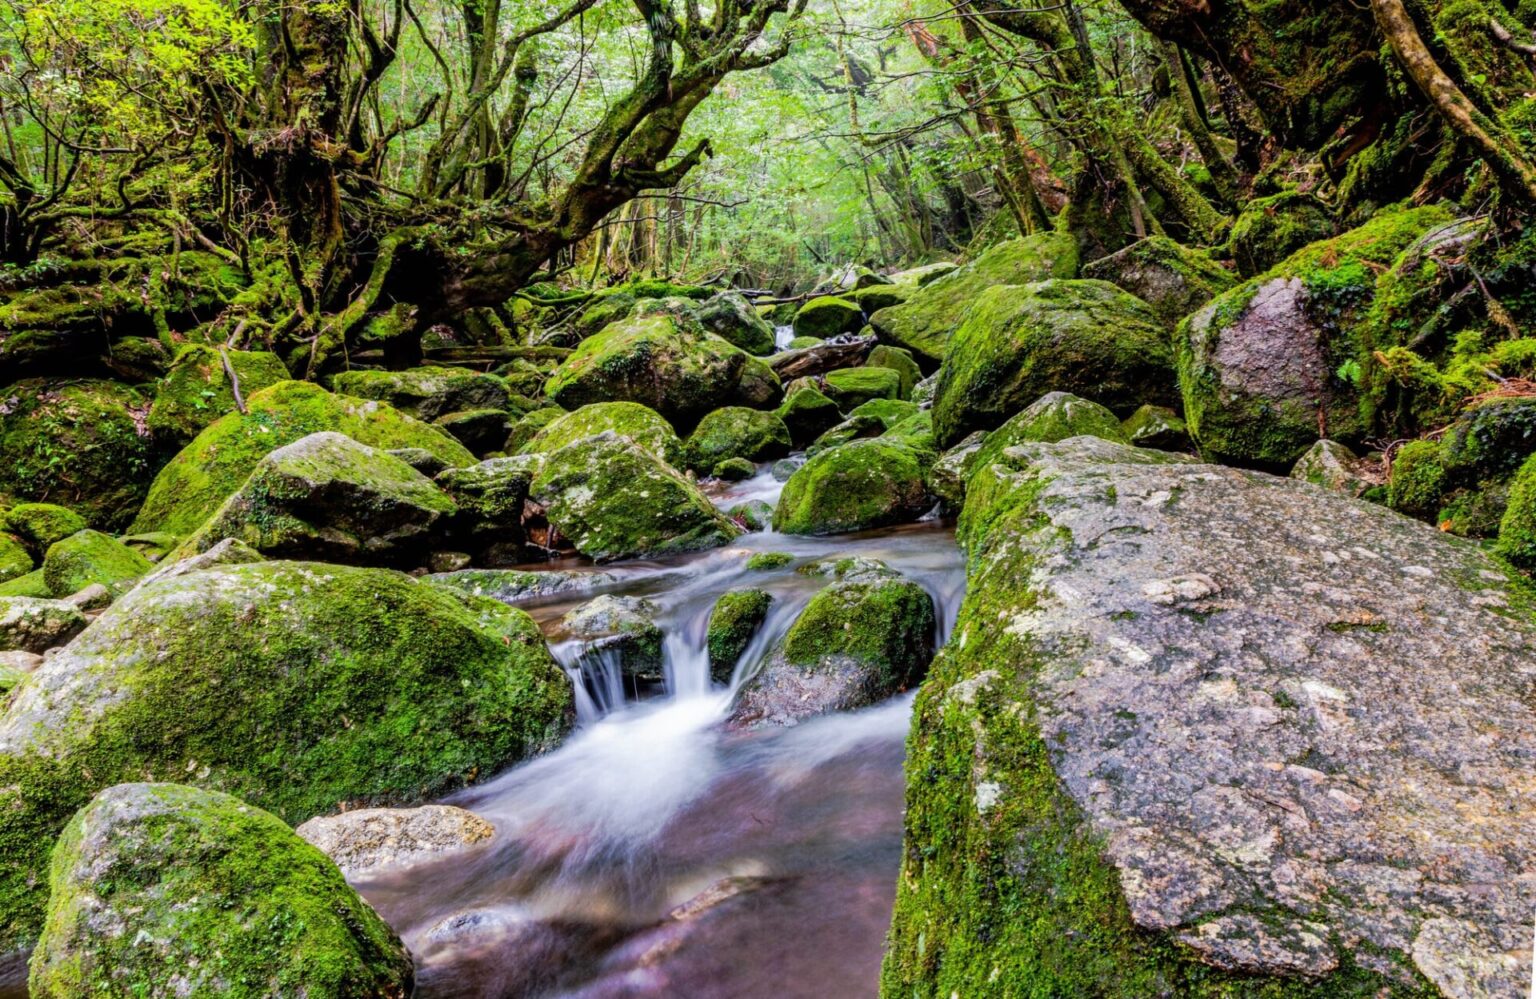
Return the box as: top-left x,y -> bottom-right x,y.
147,345 -> 291,445
1122,404 -> 1192,451
542,312 -> 750,430
933,280 -> 1174,448
29,782 -> 413,998
697,292 -> 777,355
865,345 -> 922,397
530,431 -> 740,561
821,366 -> 902,412
849,284 -> 909,312
791,296 -> 864,339
0,560 -> 573,952
331,366 -> 510,422
505,406 -> 566,454
773,439 -> 933,535
1079,235 -> 1237,328
1496,453 -> 1536,569
685,406 -> 792,472
746,551 -> 794,570
707,589 -> 773,682
1228,191 -> 1336,277
786,335 -> 822,349
782,571 -> 933,688
712,457 -> 756,481
0,570 -> 50,598
775,385 -> 843,448
1388,398 -> 1536,533
3,503 -> 87,554
0,535 -> 31,584
0,379 -> 157,530
131,381 -> 473,537
41,529 -> 152,598
870,233 -> 1079,364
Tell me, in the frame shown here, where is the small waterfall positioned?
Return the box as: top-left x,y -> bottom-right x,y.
550,641 -> 631,724
773,324 -> 796,350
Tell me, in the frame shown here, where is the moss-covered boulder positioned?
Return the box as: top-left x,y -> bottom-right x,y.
730,560 -> 933,727
746,551 -> 794,571
522,401 -> 684,466
685,407 -> 792,472
0,597 -> 86,653
147,345 -> 291,445
888,434 -> 1535,997
821,366 -> 902,411
932,279 -> 1174,448
530,431 -> 740,561
41,530 -> 152,599
1121,403 -> 1192,451
3,503 -> 85,555
180,432 -> 457,565
1229,190 -> 1335,278
736,354 -> 785,409
1385,397 -> 1536,535
849,284 -> 910,313
505,406 -> 566,454
775,384 -> 842,448
707,589 -> 773,683
0,534 -> 31,584
0,379 -> 156,530
791,296 -> 863,339
543,312 -> 752,429
1080,235 -> 1236,328
29,782 -> 414,998
865,345 -> 922,397
807,399 -> 920,455
697,292 -> 776,355
727,498 -> 774,531
869,233 -> 1080,365
434,408 -> 514,456
435,456 -> 538,558
0,571 -> 49,598
0,559 -> 572,952
773,439 -> 933,535
890,261 -> 957,286
1178,206 -> 1454,468
131,381 -> 472,537
560,595 -> 664,683
331,366 -> 510,422
1497,453 -> 1536,569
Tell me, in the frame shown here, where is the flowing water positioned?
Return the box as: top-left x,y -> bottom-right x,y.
356,466 -> 967,997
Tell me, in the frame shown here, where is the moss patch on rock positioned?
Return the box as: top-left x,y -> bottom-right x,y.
147,345 -> 291,445
773,439 -> 933,535
0,559 -> 573,952
29,782 -> 413,998
792,296 -> 864,339
131,381 -> 473,537
41,529 -> 152,598
331,366 -> 510,422
520,401 -> 683,467
707,589 -> 773,682
686,407 -> 792,471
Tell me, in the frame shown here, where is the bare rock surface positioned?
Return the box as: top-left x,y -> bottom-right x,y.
889,436 -> 1536,996
297,804 -> 495,877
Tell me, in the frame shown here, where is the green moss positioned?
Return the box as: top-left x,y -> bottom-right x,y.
822,366 -> 902,411
775,385 -> 843,448
520,401 -> 683,466
870,233 -> 1080,364
131,381 -> 473,536
29,782 -> 413,998
792,296 -> 864,339
782,573 -> 934,692
147,345 -> 291,445
966,392 -> 1129,482
1228,192 -> 1335,278
712,457 -> 756,480
331,366 -> 509,422
786,335 -> 823,349
3,503 -> 86,554
746,551 -> 795,570
530,431 -> 740,561
697,292 -> 777,355
505,406 -> 565,453
865,345 -> 922,398
933,280 -> 1174,448
683,407 -> 791,472
1496,454 -> 1536,568
0,534 -> 31,584
0,560 -> 573,952
707,589 -> 773,682
0,379 -> 157,531
41,529 -> 152,598
0,569 -> 50,598
773,439 -> 933,535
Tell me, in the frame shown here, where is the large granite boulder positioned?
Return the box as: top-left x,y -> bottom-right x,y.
331,366 -> 510,422
731,560 -> 934,727
1178,206 -> 1451,468
773,439 -> 933,535
869,233 -> 1079,364
0,379 -> 156,530
30,782 -> 413,998
180,431 -> 456,564
886,435 -> 1536,997
131,381 -> 473,536
0,560 -> 572,952
542,311 -> 753,429
530,431 -> 739,561
932,279 -> 1174,447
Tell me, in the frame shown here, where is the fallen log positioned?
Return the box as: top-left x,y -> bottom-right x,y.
768,334 -> 876,379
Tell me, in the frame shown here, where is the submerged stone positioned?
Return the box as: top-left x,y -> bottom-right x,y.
296,804 -> 495,877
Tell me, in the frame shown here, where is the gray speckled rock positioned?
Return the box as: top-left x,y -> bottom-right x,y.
890,435 -> 1536,996
0,597 -> 86,653
296,804 -> 495,877
1290,439 -> 1383,497
558,594 -> 664,682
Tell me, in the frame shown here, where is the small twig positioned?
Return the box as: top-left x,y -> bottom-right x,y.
218,347 -> 247,415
